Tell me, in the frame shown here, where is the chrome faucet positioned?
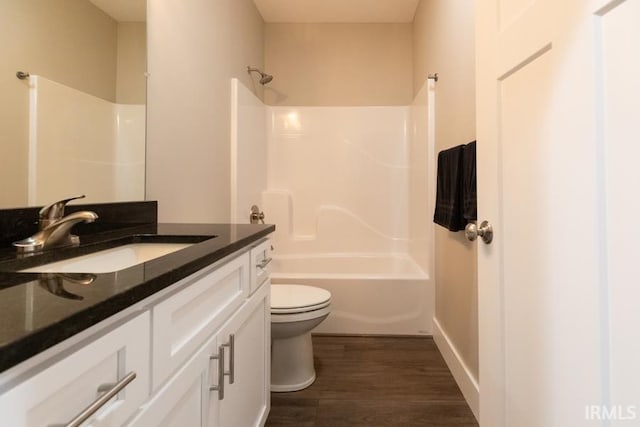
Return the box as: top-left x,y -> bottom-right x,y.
13,195 -> 98,254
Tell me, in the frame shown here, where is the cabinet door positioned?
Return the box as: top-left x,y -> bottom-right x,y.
210,283 -> 270,427
0,313 -> 150,427
127,333 -> 221,427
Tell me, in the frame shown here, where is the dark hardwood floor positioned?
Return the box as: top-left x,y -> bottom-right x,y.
266,335 -> 478,427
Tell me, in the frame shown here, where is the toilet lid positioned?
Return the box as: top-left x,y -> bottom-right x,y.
271,284 -> 331,314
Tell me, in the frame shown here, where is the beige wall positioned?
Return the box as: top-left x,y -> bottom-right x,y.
146,0 -> 265,223
116,22 -> 147,105
0,0 -> 118,208
264,23 -> 413,106
413,0 -> 478,379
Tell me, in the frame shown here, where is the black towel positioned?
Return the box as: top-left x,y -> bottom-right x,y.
433,144 -> 466,231
462,141 -> 477,221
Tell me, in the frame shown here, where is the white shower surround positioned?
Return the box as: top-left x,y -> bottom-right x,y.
28,76 -> 145,205
231,78 -> 434,335
230,79 -> 267,223
264,106 -> 411,254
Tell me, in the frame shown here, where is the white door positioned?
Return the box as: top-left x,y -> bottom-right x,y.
476,0 -> 640,426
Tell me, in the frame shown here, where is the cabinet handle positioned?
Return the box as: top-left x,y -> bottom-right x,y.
210,335 -> 235,400
209,346 -> 225,400
256,257 -> 272,269
63,371 -> 136,427
225,334 -> 235,384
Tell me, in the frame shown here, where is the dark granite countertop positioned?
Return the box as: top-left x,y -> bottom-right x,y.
0,222 -> 275,374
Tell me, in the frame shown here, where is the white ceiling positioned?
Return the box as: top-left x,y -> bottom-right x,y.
253,0 -> 420,23
88,0 -> 146,22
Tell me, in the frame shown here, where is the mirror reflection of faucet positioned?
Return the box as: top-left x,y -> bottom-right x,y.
12,195 -> 98,254
37,273 -> 97,301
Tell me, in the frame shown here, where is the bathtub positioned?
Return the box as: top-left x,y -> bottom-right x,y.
270,254 -> 434,335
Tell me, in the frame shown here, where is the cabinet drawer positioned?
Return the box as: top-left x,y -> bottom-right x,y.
250,239 -> 272,295
152,252 -> 249,389
0,312 -> 150,427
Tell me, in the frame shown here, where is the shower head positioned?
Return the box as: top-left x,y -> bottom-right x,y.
247,66 -> 273,85
259,73 -> 273,85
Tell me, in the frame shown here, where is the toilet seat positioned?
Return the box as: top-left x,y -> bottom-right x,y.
271,304 -> 331,323
271,284 -> 331,315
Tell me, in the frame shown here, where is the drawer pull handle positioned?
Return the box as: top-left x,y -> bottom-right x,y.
209,347 -> 225,400
256,257 -> 272,269
64,371 -> 136,427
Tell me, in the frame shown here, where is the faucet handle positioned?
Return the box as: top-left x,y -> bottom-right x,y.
39,195 -> 86,226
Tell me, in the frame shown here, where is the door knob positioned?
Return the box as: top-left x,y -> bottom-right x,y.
465,221 -> 493,244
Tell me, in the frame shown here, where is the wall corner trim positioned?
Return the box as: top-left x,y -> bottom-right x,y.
433,317 -> 479,421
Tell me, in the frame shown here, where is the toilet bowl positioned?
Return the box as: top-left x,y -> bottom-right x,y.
270,284 -> 331,392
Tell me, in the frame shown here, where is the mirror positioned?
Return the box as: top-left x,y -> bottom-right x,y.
0,0 -> 147,209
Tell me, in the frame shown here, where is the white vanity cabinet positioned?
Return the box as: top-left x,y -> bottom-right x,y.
0,312 -> 150,427
127,280 -> 270,427
0,237 -> 272,427
127,238 -> 271,427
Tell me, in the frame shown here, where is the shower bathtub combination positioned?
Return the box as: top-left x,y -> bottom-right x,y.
231,78 -> 436,337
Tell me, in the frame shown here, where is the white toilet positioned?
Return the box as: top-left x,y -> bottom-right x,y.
270,284 -> 331,392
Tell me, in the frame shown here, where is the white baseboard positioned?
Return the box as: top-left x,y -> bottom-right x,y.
432,317 -> 479,421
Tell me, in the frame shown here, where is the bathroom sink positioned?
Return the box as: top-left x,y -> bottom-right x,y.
21,242 -> 195,274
